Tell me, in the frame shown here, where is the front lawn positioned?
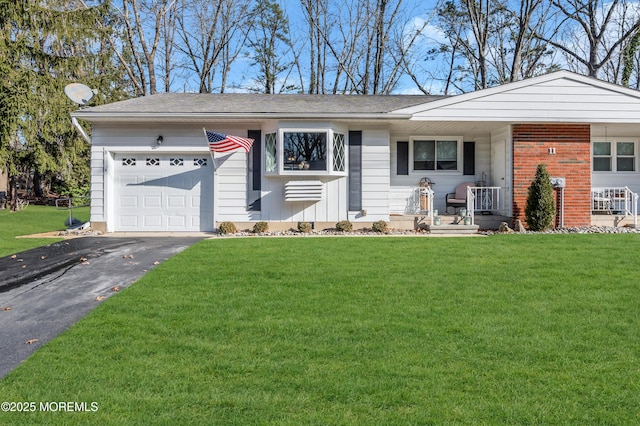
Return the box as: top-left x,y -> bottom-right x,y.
1,235 -> 639,424
0,205 -> 90,257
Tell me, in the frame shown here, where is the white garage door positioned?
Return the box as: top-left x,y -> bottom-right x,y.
114,154 -> 214,232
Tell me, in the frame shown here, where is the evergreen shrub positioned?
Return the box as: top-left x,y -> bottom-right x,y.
335,220 -> 353,232
218,221 -> 237,235
525,164 -> 556,231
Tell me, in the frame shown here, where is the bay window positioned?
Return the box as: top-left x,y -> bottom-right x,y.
265,128 -> 347,175
283,132 -> 327,170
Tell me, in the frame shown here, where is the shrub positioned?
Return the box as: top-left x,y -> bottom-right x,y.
298,222 -> 312,233
335,220 -> 353,232
218,221 -> 237,235
525,164 -> 556,231
253,221 -> 269,233
371,220 -> 389,233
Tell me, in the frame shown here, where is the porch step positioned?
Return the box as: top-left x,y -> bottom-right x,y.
390,214 -> 509,231
426,223 -> 480,234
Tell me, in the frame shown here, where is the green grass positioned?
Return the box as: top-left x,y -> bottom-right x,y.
1,236 -> 640,424
0,205 -> 90,257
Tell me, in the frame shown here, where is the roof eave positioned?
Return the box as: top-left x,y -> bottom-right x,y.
71,111 -> 413,122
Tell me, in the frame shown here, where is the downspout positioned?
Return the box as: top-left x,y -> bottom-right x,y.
72,117 -> 91,144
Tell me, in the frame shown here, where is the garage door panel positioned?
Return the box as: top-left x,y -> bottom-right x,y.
143,215 -> 163,227
119,215 -> 139,227
115,154 -> 213,232
119,196 -> 138,208
143,195 -> 163,208
168,195 -> 186,208
167,215 -> 186,228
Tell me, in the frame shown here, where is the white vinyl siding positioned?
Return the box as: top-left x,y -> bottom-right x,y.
360,129 -> 390,220
399,74 -> 640,123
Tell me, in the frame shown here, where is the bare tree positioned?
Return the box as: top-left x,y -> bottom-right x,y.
462,0 -> 493,89
117,0 -> 176,95
300,0 -> 331,93
427,0 -> 556,93
299,0 -> 428,94
509,0 -> 553,81
174,0 -> 252,93
543,0 -> 640,79
161,1 -> 178,92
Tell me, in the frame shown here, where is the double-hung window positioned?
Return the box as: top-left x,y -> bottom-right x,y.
413,139 -> 459,171
593,141 -> 636,172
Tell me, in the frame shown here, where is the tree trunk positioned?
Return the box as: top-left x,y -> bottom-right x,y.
8,175 -> 17,212
33,170 -> 43,198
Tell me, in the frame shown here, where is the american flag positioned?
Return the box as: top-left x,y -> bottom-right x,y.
204,130 -> 254,153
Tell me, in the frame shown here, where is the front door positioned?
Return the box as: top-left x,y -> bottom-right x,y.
491,140 -> 510,215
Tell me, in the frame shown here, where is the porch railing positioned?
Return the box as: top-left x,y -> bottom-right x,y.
466,186 -> 503,225
591,187 -> 639,227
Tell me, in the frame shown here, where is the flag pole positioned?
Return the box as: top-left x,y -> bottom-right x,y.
203,127 -> 218,173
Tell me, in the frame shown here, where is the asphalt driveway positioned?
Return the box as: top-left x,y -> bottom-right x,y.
0,236 -> 204,379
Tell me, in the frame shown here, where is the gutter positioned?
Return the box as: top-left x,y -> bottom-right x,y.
71,111 -> 413,122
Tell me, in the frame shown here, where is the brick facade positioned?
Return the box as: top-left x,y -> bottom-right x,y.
512,124 -> 591,228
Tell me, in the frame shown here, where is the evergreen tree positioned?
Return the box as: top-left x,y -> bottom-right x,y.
246,0 -> 296,93
525,164 -> 556,231
0,0 -> 127,210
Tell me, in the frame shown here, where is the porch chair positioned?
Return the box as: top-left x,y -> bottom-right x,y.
445,182 -> 474,214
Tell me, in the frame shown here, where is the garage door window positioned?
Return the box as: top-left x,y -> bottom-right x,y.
194,158 -> 208,167
122,158 -> 136,166
170,158 -> 184,166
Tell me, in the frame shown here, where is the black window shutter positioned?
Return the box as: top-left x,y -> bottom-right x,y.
348,131 -> 362,211
248,130 -> 261,190
463,141 -> 475,176
397,141 -> 409,175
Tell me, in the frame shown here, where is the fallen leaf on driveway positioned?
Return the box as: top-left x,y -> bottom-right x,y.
96,296 -> 105,301
10,255 -> 16,259
21,265 -> 26,269
25,339 -> 38,344
80,257 -> 87,262
2,307 -> 11,311
81,261 -> 90,265
40,255 -> 46,259
153,261 -> 160,265
111,286 -> 120,292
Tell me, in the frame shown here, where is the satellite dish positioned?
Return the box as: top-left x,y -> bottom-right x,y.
64,83 -> 98,105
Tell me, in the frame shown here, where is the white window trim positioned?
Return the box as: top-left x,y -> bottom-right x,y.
409,136 -> 463,174
265,128 -> 348,176
592,139 -> 638,173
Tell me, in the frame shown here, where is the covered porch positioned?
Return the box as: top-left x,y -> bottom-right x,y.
389,184 -> 639,231
385,71 -> 640,231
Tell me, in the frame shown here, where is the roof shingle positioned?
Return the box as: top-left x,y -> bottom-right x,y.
81,93 -> 445,115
